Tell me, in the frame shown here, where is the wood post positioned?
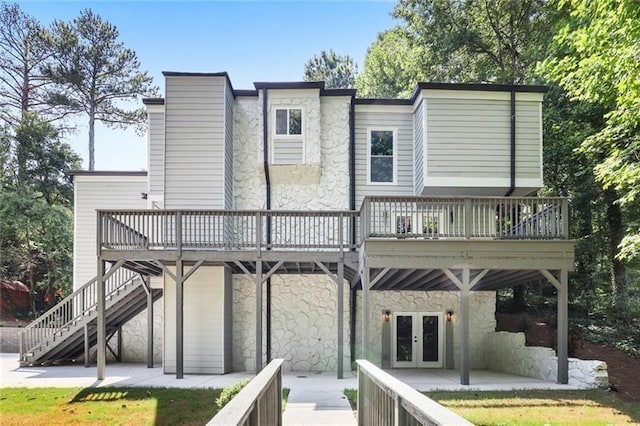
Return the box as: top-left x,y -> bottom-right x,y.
337,261 -> 344,379
557,269 -> 569,384
84,324 -> 90,368
459,268 -> 470,385
176,259 -> 184,379
256,260 -> 263,373
146,277 -> 154,368
361,267 -> 370,361
96,259 -> 106,380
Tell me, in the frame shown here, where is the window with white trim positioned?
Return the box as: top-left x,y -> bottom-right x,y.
275,108 -> 302,135
273,107 -> 304,164
368,129 -> 396,183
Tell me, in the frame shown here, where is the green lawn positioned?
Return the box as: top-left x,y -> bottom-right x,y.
0,387 -> 222,425
345,389 -> 640,426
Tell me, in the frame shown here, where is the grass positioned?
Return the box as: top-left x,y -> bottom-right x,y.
344,389 -> 640,426
0,387 -> 222,426
0,386 -> 291,425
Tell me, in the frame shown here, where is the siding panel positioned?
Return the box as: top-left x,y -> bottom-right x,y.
355,108 -> 414,206
148,111 -> 165,196
73,177 -> 147,289
164,266 -> 227,374
164,76 -> 226,209
414,101 -> 424,195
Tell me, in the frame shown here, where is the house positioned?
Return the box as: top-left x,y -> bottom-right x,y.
22,72 -> 605,387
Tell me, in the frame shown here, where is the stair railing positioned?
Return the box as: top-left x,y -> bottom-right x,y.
19,265 -> 137,362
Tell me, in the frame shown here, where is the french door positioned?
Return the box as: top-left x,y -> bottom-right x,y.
392,312 -> 444,368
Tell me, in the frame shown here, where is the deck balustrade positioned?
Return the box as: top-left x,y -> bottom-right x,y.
357,360 -> 472,425
98,196 -> 568,253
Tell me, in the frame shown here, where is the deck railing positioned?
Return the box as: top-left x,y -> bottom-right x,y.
207,359 -> 284,426
360,196 -> 568,240
20,266 -> 136,361
98,210 -> 359,251
357,360 -> 472,426
98,197 -> 568,253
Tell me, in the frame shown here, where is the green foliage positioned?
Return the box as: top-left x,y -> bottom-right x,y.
45,8 -> 158,170
540,0 -> 640,261
303,49 -> 357,89
215,378 -> 251,408
1,113 -> 78,317
356,28 -> 429,98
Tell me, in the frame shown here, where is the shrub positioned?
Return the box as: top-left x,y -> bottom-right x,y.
215,378 -> 251,408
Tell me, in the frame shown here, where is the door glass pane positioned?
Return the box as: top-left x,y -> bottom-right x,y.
396,315 -> 413,362
422,315 -> 439,362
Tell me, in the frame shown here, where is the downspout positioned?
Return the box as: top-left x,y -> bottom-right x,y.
349,95 -> 357,368
262,88 -> 272,363
504,89 -> 516,196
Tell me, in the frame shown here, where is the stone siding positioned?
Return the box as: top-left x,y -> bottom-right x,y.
121,299 -> 163,363
486,331 -> 608,388
233,274 -> 350,372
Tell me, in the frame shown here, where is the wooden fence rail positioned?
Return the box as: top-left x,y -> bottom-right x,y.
357,360 -> 473,426
207,359 -> 284,426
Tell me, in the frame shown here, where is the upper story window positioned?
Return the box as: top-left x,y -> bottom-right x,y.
273,107 -> 304,164
275,108 -> 302,136
368,128 -> 396,184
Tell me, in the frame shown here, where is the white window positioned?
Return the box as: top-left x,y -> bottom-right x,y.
368,128 -> 396,184
275,108 -> 302,136
273,107 -> 304,164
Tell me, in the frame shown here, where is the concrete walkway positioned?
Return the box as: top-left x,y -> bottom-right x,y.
282,372 -> 356,426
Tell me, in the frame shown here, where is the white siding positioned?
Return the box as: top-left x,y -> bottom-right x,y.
421,93 -> 543,194
147,110 -> 165,198
413,101 -> 425,195
164,266 -> 231,374
224,82 -> 234,209
426,98 -> 511,178
73,175 -> 147,289
272,139 -> 303,164
515,100 -> 542,179
355,106 -> 414,206
164,76 -> 226,209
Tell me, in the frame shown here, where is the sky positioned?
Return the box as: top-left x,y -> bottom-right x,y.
20,0 -> 398,170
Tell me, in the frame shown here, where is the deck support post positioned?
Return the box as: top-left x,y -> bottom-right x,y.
557,269 -> 569,384
145,276 -> 154,368
96,259 -> 106,380
361,267 -> 370,361
540,268 -> 569,384
84,324 -> 90,368
176,259 -> 184,379
459,268 -> 470,386
337,261 -> 344,379
256,260 -> 263,373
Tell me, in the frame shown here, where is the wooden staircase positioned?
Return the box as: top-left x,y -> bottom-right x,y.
20,266 -> 162,366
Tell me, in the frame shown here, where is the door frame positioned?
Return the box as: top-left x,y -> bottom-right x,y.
391,311 -> 444,368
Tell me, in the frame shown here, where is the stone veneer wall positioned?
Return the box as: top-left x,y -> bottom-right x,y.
231,93 -> 352,372
355,291 -> 496,369
233,274 -> 350,372
486,332 -> 608,388
121,299 -> 163,363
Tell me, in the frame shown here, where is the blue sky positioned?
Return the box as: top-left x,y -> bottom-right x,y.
21,1 -> 397,170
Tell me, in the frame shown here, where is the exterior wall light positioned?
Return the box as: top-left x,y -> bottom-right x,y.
446,310 -> 454,322
383,310 -> 391,322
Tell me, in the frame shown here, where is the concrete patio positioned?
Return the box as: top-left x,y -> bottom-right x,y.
1,353 -> 584,391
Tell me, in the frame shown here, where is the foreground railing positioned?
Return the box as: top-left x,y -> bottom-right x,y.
361,196 -> 568,240
99,210 -> 358,251
357,360 -> 472,426
20,266 -> 137,361
208,359 -> 284,426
